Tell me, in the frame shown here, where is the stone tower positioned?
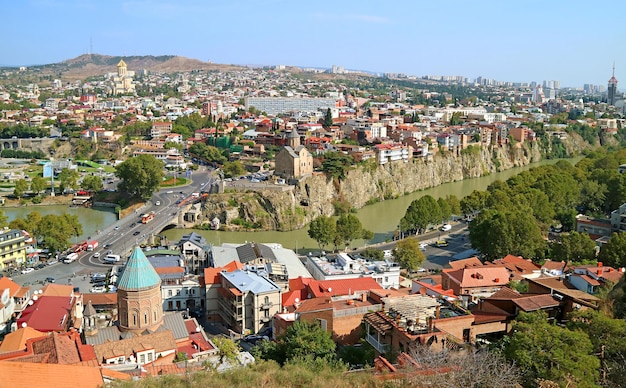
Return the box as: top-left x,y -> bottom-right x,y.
117,59 -> 128,78
117,246 -> 163,334
608,63 -> 618,106
287,129 -> 300,149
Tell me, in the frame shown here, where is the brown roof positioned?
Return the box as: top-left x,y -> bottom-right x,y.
575,274 -> 601,286
447,257 -> 483,270
541,260 -> 569,272
93,331 -> 176,363
83,293 -> 117,306
40,284 -> 76,297
0,361 -> 104,388
445,266 -> 510,288
512,294 -> 560,312
0,327 -> 45,353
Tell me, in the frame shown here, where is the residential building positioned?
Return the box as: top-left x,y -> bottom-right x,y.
0,229 -> 28,269
150,121 -> 173,138
0,277 -> 31,333
178,232 -> 210,272
94,330 -> 177,365
218,270 -> 282,334
484,254 -> 542,280
303,252 -> 401,289
17,288 -> 83,333
373,143 -> 412,165
245,97 -> 337,115
441,266 -> 510,300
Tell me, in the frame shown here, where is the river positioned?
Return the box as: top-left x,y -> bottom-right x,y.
2,205 -> 117,241
161,156 -> 584,251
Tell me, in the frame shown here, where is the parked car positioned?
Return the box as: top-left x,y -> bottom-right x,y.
133,231 -> 140,236
45,277 -> 55,283
440,224 -> 452,232
90,286 -> 107,293
93,252 -> 101,258
47,259 -> 59,266
419,242 -> 428,250
21,267 -> 35,274
35,263 -> 46,269
435,240 -> 448,247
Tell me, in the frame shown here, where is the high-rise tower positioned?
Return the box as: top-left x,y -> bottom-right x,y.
608,63 -> 618,106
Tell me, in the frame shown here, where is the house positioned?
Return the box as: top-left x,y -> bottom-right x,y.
17,286 -> 83,333
568,262 -> 625,294
484,254 -> 541,280
93,330 -> 177,365
526,277 -> 600,314
151,121 -> 172,138
218,270 -> 282,334
541,260 -> 569,277
0,228 -> 28,269
178,232 -> 209,271
441,266 -> 510,299
0,327 -> 44,353
0,277 -> 31,333
294,293 -> 382,345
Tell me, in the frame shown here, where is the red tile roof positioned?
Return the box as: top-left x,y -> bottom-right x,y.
0,361 -> 104,388
447,257 -> 483,270
17,296 -> 74,332
203,267 -> 223,285
445,266 -> 510,288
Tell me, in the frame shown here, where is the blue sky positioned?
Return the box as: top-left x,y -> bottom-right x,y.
2,0 -> 626,87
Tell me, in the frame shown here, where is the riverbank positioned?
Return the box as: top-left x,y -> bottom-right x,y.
1,194 -> 73,208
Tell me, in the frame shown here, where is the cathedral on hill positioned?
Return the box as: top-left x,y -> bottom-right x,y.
109,59 -> 135,95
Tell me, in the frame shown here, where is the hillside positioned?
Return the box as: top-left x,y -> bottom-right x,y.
1,54 -> 247,84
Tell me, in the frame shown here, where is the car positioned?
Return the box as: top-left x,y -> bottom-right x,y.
90,286 -> 107,293
167,190 -> 173,194
114,226 -> 120,230
45,277 -> 55,283
103,244 -> 111,249
47,259 -> 59,266
36,263 -> 46,269
419,242 -> 428,250
133,231 -> 140,236
92,281 -> 106,288
155,201 -> 161,206
440,224 -> 452,232
129,223 -> 136,228
21,267 -> 35,274
93,252 -> 101,258
435,240 -> 448,247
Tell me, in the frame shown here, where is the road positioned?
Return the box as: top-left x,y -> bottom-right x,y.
9,167 -> 214,291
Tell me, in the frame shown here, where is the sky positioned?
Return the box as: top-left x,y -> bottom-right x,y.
2,0 -> 626,88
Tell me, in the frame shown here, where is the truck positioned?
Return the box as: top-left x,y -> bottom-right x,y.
63,252 -> 79,264
87,240 -> 98,251
103,254 -> 121,263
141,211 -> 155,224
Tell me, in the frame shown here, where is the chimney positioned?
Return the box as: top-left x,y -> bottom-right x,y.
494,278 -> 500,283
435,306 -> 440,319
361,292 -> 367,302
597,269 -> 602,275
598,262 -> 603,267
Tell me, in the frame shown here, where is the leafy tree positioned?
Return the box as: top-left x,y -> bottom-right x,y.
502,311 -> 599,387
578,180 -> 607,214
13,179 -> 28,198
598,232 -> 626,268
460,190 -> 489,216
549,231 -> 596,263
0,210 -> 8,229
402,195 -> 441,234
30,176 -> 46,195
308,215 -> 336,250
445,194 -> 461,216
255,321 -> 336,366
12,212 -> 84,252
323,108 -> 333,128
469,207 -> 545,261
115,155 -> 165,200
222,161 -> 247,178
437,197 -> 451,223
360,247 -> 384,261
211,337 -> 241,365
81,175 -> 103,192
516,188 -> 554,226
392,238 -> 425,271
334,214 -> 370,251
57,168 -> 80,193
320,152 -> 354,180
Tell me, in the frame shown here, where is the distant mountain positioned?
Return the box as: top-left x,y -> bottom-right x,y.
26,54 -> 245,80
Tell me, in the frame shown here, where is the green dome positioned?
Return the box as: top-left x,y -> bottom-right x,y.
117,246 -> 161,291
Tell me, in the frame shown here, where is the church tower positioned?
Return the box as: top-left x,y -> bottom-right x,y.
117,59 -> 128,78
117,246 -> 163,334
608,63 -> 618,106
287,129 -> 300,149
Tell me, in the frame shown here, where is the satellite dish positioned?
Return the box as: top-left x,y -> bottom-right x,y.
294,297 -> 300,303
32,295 -> 38,301
327,288 -> 332,293
196,326 -> 201,333
21,322 -> 27,328
28,300 -> 34,306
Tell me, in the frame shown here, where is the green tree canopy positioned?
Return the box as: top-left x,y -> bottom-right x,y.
13,179 -> 28,198
392,238 -> 425,271
549,231 -> 596,263
57,168 -> 80,194
115,155 -> 165,200
81,175 -> 104,192
320,152 -> 354,180
598,232 -> 626,268
401,195 -> 441,234
502,311 -> 599,387
255,321 -> 336,366
323,108 -> 333,128
222,161 -> 247,178
308,215 -> 336,250
10,211 -> 83,252
334,214 -> 370,251
30,175 -> 46,195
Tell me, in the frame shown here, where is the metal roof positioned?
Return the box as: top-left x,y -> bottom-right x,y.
222,270 -> 280,295
117,247 -> 161,291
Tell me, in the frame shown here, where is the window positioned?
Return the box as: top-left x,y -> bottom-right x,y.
148,353 -> 153,362
133,314 -> 136,325
167,301 -> 173,310
140,354 -> 145,364
176,290 -> 181,295
316,318 -> 327,331
144,313 -> 148,324
168,290 -> 172,297
154,311 -> 157,321
264,296 -> 270,304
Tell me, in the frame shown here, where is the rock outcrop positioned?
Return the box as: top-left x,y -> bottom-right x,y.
199,136 -> 592,231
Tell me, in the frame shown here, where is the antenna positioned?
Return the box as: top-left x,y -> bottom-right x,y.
90,37 -> 93,55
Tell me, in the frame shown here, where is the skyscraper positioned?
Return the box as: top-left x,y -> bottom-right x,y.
608,63 -> 618,106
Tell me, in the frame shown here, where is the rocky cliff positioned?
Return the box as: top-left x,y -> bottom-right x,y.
200,135 -> 592,231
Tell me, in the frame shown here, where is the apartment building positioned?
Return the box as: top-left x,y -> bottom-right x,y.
245,97 -> 337,115
150,121 -> 173,138
0,229 -> 28,269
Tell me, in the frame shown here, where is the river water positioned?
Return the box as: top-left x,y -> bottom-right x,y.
1,156 -> 582,250
162,156 -> 584,251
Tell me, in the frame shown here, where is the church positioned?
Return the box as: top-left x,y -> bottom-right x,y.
274,129 -> 313,179
109,59 -> 136,95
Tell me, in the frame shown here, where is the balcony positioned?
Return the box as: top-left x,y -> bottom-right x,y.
260,302 -> 273,310
261,316 -> 271,323
366,333 -> 390,354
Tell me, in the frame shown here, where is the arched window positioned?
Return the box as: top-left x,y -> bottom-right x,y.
133,314 -> 137,326
144,313 -> 148,324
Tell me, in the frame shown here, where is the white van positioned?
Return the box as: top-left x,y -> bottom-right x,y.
440,224 -> 452,232
155,201 -> 161,206
103,254 -> 121,263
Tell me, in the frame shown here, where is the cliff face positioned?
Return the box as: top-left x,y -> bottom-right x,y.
200,136 -> 589,231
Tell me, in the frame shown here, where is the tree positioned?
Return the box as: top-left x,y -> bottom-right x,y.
30,176 -> 46,195
320,152 -> 354,180
115,155 -> 165,200
13,179 -> 28,198
335,214 -> 370,251
222,161 -> 247,178
469,207 -> 546,261
460,190 -> 489,216
323,108 -> 333,128
81,175 -> 103,192
402,195 -> 441,234
360,247 -> 384,261
502,311 -> 599,387
598,232 -> 626,268
255,321 -> 336,366
392,238 -> 425,271
549,231 -> 596,263
211,337 -> 241,365
308,215 -> 336,250
437,197 -> 451,223
57,168 -> 80,194
445,194 -> 461,217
